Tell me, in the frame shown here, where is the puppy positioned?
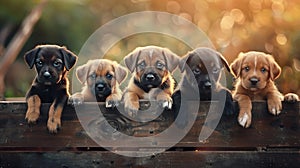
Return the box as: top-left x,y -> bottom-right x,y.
70,59 -> 127,107
230,51 -> 299,128
122,46 -> 179,117
173,47 -> 234,127
24,44 -> 77,133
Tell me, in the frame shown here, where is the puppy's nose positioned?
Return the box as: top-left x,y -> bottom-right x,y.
204,81 -> 212,88
43,71 -> 51,79
250,78 -> 259,85
146,74 -> 155,81
96,83 -> 106,91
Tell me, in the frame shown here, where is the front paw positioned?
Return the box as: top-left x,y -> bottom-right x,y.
284,93 -> 299,103
25,95 -> 41,124
238,111 -> 252,128
267,98 -> 282,115
158,97 -> 173,110
69,94 -> 84,106
47,117 -> 61,133
25,109 -> 40,124
105,95 -> 120,108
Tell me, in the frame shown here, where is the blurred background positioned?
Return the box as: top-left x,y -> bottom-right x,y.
1,0 -> 300,98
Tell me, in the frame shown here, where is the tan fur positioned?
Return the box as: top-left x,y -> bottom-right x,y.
25,95 -> 41,123
231,51 -> 299,128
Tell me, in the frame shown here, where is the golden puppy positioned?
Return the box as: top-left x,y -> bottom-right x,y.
70,59 -> 127,107
122,46 -> 179,117
230,51 -> 299,128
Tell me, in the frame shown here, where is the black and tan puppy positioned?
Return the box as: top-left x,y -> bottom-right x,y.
123,46 -> 179,117
24,44 -> 77,133
173,47 -> 234,127
70,59 -> 127,107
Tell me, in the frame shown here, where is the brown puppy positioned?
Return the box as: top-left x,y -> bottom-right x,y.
70,59 -> 127,107
123,46 -> 179,117
24,45 -> 77,133
230,51 -> 299,128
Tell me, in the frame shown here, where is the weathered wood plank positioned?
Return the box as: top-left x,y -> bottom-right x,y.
0,150 -> 299,168
0,101 -> 299,149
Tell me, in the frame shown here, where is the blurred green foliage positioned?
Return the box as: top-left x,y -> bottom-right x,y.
1,0 -> 300,97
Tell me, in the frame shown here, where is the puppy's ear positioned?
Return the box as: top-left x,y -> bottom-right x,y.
230,52 -> 244,78
76,63 -> 89,84
60,47 -> 78,71
114,63 -> 128,84
24,47 -> 41,69
124,48 -> 141,73
267,55 -> 281,80
216,52 -> 230,72
162,49 -> 180,72
179,53 -> 192,72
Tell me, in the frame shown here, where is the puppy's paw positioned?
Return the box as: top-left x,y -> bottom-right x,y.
158,97 -> 173,110
47,117 -> 61,134
267,98 -> 282,115
25,109 -> 40,124
69,94 -> 84,106
105,95 -> 120,108
238,111 -> 251,128
284,93 -> 299,103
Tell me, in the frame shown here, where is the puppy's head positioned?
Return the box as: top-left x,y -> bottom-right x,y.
76,59 -> 127,100
179,47 -> 230,94
24,45 -> 77,85
124,46 -> 179,89
230,51 -> 281,91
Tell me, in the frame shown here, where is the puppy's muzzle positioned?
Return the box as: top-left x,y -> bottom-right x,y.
43,71 -> 51,79
249,77 -> 259,86
145,73 -> 156,81
96,82 -> 106,92
204,81 -> 212,88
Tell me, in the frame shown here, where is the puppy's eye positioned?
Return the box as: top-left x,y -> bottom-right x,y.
36,60 -> 43,67
261,68 -> 267,73
244,66 -> 250,72
212,67 -> 220,74
138,61 -> 146,69
193,68 -> 201,75
156,62 -> 165,70
53,61 -> 62,67
89,73 -> 97,79
106,73 -> 113,80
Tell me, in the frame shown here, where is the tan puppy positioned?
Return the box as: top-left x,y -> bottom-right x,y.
70,59 -> 127,107
123,46 -> 179,117
230,51 -> 299,128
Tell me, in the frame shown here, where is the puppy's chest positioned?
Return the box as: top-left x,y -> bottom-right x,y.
142,88 -> 162,100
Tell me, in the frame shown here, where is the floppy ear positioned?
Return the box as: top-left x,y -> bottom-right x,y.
268,55 -> 281,80
162,48 -> 180,72
216,52 -> 230,72
76,63 -> 89,84
230,52 -> 244,78
24,47 -> 41,69
113,62 -> 128,84
124,48 -> 141,73
179,52 -> 192,72
60,47 -> 78,71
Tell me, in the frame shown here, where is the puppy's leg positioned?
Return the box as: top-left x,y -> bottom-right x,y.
235,94 -> 252,128
124,91 -> 140,117
157,90 -> 173,109
267,91 -> 283,115
25,95 -> 41,123
106,87 -> 122,108
284,93 -> 299,102
47,95 -> 67,133
69,92 -> 84,105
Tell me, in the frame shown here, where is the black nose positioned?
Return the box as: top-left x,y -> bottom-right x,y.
43,71 -> 51,79
96,83 -> 106,91
250,78 -> 259,85
204,81 -> 212,88
146,74 -> 155,81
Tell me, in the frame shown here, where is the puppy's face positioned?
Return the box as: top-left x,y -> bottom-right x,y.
76,59 -> 127,100
179,48 -> 230,94
125,46 -> 179,89
24,45 -> 77,85
230,51 -> 281,91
